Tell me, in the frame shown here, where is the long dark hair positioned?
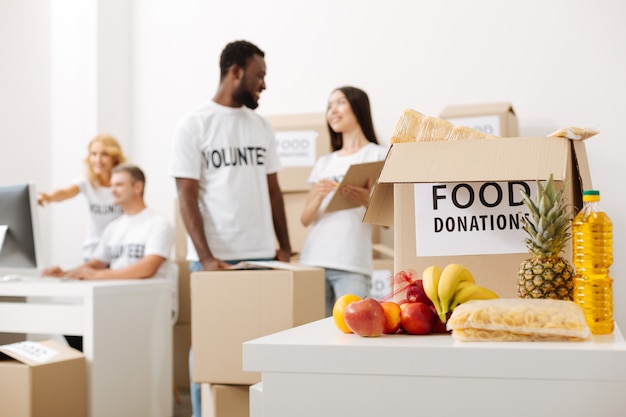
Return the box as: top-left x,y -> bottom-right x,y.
328,86 -> 379,151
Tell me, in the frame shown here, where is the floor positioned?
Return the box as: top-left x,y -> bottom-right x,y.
173,388 -> 193,417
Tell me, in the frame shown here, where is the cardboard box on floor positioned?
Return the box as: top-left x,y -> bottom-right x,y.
440,102 -> 518,137
266,113 -> 331,192
201,383 -> 249,417
364,136 -> 592,300
191,261 -> 324,384
0,339 -> 86,417
175,259 -> 191,324
173,322 -> 191,389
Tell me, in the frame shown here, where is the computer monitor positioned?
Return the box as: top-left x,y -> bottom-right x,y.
0,182 -> 41,271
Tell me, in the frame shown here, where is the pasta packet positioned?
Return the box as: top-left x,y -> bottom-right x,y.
447,298 -> 590,342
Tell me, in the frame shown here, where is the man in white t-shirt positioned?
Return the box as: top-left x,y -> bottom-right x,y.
169,40 -> 291,271
169,40 -> 292,417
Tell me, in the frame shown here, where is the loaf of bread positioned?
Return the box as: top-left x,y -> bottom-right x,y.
390,108 -> 499,143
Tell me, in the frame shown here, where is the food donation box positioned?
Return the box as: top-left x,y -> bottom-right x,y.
364,135 -> 592,300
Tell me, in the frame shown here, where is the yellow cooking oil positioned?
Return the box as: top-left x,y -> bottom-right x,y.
572,190 -> 614,335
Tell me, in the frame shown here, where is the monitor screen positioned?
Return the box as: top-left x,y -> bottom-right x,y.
0,183 -> 41,270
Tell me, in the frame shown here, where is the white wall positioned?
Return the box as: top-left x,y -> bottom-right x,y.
2,0 -> 626,327
0,0 -> 51,261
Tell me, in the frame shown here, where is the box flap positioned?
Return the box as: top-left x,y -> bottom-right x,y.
378,137 -> 569,184
440,102 -> 515,118
0,339 -> 83,367
363,182 -> 394,226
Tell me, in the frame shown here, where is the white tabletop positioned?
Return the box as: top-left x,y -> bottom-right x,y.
244,317 -> 626,382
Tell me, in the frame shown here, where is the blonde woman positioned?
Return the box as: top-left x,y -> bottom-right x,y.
38,134 -> 127,260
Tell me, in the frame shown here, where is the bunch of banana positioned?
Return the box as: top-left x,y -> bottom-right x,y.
422,263 -> 499,323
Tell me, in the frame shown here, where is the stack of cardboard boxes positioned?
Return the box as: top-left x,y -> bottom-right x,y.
191,263 -> 325,417
173,204 -> 193,394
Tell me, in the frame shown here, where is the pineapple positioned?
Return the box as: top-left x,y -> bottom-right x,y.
517,174 -> 574,300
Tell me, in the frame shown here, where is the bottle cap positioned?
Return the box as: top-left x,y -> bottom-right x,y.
582,190 -> 600,202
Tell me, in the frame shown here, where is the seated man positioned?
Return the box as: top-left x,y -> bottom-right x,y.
42,164 -> 175,349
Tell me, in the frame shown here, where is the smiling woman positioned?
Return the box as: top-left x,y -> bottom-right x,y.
37,134 -> 127,261
299,86 -> 389,317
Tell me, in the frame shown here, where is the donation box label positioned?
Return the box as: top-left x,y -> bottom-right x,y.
414,181 -> 535,257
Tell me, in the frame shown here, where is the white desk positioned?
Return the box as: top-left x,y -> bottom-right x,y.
243,317 -> 626,417
0,278 -> 172,417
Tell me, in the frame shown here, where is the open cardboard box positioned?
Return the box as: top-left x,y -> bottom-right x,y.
0,339 -> 86,417
364,136 -> 592,300
191,261 -> 324,384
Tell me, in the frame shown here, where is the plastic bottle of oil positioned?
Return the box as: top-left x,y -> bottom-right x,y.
572,190 -> 614,335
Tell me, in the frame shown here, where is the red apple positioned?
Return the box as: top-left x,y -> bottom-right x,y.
401,302 -> 434,335
344,298 -> 386,337
429,306 -> 449,333
405,280 -> 434,307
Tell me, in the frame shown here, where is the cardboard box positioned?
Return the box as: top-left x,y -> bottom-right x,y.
174,198 -> 188,261
280,191 -> 310,256
364,136 -> 591,300
0,339 -> 86,417
440,102 -> 518,137
370,253 -> 394,300
266,113 -> 331,192
173,322 -> 192,389
201,383 -> 250,417
191,262 -> 324,384
175,259 -> 191,324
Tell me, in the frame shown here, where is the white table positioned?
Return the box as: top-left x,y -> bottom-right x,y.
243,317 -> 626,417
0,278 -> 172,417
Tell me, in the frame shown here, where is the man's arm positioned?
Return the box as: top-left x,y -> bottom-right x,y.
267,173 -> 291,262
41,258 -> 105,277
175,177 -> 231,270
66,255 -> 166,280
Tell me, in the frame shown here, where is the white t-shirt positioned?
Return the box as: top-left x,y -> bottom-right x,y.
169,100 -> 281,262
299,143 -> 389,275
92,207 -> 174,279
92,207 -> 177,322
73,175 -> 123,259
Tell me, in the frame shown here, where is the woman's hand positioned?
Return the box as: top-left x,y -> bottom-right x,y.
339,178 -> 373,207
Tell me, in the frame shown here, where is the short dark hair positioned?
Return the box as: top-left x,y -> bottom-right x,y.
219,40 -> 265,80
328,86 -> 379,151
112,164 -> 146,195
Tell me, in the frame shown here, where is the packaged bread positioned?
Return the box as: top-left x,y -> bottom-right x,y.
390,108 -> 499,143
548,126 -> 599,141
447,298 -> 590,342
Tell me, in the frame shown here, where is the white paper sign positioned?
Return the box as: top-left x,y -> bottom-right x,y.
414,181 -> 536,257
446,115 -> 501,136
2,341 -> 59,363
275,130 -> 318,167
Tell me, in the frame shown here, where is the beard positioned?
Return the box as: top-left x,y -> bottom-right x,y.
233,87 -> 258,109
233,75 -> 259,109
